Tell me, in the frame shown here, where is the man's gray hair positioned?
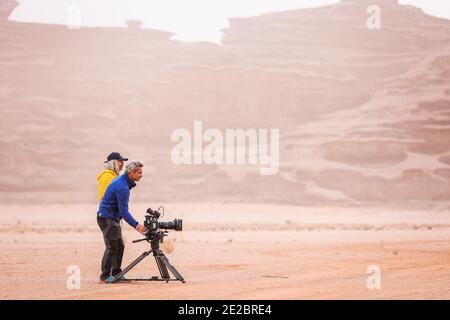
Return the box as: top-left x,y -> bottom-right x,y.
125,161 -> 144,174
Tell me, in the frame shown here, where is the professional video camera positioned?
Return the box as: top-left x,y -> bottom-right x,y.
111,206 -> 185,283
143,207 -> 182,243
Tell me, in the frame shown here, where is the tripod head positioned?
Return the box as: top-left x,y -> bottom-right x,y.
132,229 -> 168,244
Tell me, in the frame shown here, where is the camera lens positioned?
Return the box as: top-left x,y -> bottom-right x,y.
159,219 -> 183,231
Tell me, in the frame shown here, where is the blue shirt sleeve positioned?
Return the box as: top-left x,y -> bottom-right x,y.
116,188 -> 139,228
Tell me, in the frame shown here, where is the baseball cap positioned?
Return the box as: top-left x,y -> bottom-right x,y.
105,152 -> 128,163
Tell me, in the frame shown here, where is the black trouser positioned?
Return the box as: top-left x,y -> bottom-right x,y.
97,215 -> 124,280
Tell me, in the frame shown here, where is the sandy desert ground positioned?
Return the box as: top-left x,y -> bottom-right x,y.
1,203 -> 449,300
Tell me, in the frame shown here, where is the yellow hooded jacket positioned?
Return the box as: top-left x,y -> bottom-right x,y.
97,169 -> 118,202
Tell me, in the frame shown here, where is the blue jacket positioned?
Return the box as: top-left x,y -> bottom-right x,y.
97,174 -> 139,228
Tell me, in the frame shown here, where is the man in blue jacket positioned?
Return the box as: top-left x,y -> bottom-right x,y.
97,161 -> 148,283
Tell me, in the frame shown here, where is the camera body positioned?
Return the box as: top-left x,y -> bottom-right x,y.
142,208 -> 182,246
144,208 -> 183,232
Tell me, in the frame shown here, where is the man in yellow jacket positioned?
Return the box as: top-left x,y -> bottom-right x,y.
97,152 -> 128,202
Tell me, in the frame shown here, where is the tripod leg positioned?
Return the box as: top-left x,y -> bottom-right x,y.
157,253 -> 185,283
154,255 -> 171,280
113,250 -> 152,281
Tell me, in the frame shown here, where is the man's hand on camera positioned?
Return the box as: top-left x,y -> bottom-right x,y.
136,224 -> 148,235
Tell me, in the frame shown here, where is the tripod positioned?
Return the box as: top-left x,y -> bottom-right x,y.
112,236 -> 185,283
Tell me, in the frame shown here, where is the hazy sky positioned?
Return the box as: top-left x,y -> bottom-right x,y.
9,0 -> 450,43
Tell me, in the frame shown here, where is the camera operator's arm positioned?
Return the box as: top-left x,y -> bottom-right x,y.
116,188 -> 147,234
136,224 -> 147,235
